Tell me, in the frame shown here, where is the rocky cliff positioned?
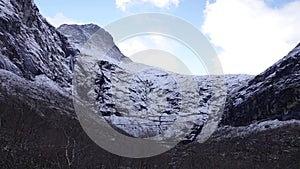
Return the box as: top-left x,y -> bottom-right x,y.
0,0 -> 77,86
223,43 -> 300,126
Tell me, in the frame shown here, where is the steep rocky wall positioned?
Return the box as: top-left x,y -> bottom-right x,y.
0,0 -> 78,86
223,43 -> 300,126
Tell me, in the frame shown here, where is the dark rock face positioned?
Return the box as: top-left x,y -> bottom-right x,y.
0,0 -> 78,86
223,43 -> 300,126
0,53 -> 22,76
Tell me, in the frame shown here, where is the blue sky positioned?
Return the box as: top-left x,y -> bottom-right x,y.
34,0 -> 295,28
34,0 -> 300,75
35,0 -> 206,28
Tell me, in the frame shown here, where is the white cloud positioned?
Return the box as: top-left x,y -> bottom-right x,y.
117,35 -> 175,56
116,0 -> 132,11
141,0 -> 180,8
45,13 -> 83,28
117,35 -> 207,75
202,0 -> 300,75
117,35 -> 194,75
117,37 -> 148,55
115,0 -> 180,11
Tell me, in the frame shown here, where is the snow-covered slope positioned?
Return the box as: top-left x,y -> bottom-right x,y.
89,60 -> 227,141
58,24 -> 254,141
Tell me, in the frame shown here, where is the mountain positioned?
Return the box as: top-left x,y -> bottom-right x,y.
60,23 -> 254,142
0,0 -> 299,168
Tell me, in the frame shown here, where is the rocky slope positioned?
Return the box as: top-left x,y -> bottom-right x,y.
0,0 -> 77,86
223,43 -> 300,126
0,0 -> 299,168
